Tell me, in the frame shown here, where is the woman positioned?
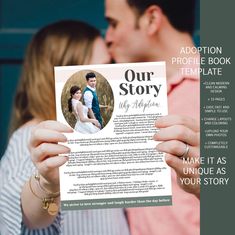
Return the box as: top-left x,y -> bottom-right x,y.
68,85 -> 100,133
0,20 -> 130,235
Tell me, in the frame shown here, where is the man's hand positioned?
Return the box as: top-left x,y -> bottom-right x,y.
153,115 -> 200,199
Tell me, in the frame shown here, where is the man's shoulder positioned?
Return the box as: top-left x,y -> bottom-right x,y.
84,86 -> 92,91
83,89 -> 93,101
84,88 -> 93,95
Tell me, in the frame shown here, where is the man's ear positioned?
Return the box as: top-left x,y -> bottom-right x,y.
141,5 -> 163,35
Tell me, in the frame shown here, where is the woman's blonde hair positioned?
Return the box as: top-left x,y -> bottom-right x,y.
11,20 -> 100,132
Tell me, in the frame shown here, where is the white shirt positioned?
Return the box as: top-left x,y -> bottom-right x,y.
83,85 -> 96,109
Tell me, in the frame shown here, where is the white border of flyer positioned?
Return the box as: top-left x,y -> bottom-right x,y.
55,62 -> 172,210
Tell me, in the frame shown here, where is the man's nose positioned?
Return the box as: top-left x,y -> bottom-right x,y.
105,27 -> 113,48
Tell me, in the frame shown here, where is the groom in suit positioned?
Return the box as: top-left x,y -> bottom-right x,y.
83,72 -> 102,128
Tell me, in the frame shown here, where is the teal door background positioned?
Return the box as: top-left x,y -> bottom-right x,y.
0,0 -> 199,157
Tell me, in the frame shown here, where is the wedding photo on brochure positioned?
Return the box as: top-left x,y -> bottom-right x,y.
54,62 -> 172,210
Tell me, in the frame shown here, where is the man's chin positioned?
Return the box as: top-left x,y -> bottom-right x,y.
111,55 -> 132,64
108,49 -> 134,63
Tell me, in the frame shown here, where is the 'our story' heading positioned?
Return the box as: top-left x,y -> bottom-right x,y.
119,69 -> 162,97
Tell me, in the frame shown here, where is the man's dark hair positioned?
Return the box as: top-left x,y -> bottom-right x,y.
126,0 -> 196,35
86,72 -> 96,81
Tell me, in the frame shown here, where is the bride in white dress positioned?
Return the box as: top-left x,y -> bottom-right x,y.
68,86 -> 100,134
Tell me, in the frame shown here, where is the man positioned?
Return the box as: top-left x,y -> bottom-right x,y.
105,1 -> 200,235
83,72 -> 103,127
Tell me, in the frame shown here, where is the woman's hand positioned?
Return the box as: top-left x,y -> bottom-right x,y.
28,120 -> 73,191
154,115 -> 200,199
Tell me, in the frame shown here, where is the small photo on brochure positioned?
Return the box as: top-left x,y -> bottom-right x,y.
54,62 -> 172,210
60,69 -> 114,134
